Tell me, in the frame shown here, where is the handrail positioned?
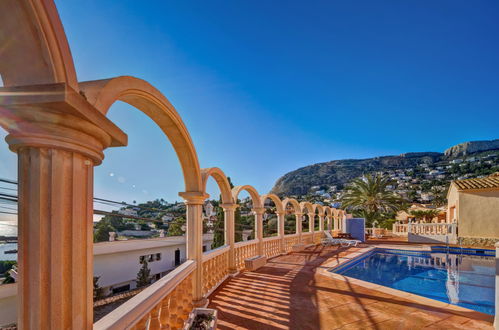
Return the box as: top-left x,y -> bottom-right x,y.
94,260 -> 196,329
202,245 -> 230,261
234,239 -> 259,248
262,235 -> 281,241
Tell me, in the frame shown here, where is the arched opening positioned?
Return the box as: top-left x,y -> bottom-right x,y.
92,101 -> 192,305
201,168 -> 233,251
232,185 -> 260,243
301,204 -> 313,233
262,197 -> 278,238
282,198 -> 300,235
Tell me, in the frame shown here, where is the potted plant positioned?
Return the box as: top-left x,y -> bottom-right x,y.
184,308 -> 217,330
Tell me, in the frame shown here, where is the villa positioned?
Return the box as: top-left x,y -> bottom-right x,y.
447,172 -> 499,246
0,1 -> 497,330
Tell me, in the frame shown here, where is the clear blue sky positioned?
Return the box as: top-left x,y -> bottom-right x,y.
1,0 -> 499,206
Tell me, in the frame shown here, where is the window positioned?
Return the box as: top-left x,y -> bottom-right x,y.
112,284 -> 130,294
156,253 -> 161,261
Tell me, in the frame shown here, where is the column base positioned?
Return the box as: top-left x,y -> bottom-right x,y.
228,267 -> 239,276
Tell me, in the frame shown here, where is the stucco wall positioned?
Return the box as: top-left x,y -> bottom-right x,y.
0,283 -> 16,326
458,190 -> 499,238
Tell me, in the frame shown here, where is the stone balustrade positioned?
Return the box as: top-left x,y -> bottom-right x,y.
284,234 -> 300,252
263,236 -> 281,258
201,246 -> 230,297
234,240 -> 260,270
94,260 -> 195,329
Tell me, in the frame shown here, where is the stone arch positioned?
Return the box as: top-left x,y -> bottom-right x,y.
281,198 -> 300,235
231,185 -> 262,209
314,204 -> 325,216
300,202 -> 314,215
282,198 -> 301,214
0,1 -> 78,89
260,194 -> 284,214
324,207 -> 333,217
201,167 -> 233,204
79,76 -> 203,192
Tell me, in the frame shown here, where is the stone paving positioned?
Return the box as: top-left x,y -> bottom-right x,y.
208,244 -> 494,330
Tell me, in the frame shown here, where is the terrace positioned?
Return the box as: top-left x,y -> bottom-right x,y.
0,1 -> 497,329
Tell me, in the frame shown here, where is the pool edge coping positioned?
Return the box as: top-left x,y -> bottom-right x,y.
317,245 -> 495,323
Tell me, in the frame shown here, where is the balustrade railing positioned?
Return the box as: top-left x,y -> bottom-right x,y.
234,240 -> 259,270
302,232 -> 314,244
95,231 -> 329,328
284,234 -> 300,252
94,260 -> 195,330
263,236 -> 281,258
393,222 -> 457,241
201,246 -> 230,297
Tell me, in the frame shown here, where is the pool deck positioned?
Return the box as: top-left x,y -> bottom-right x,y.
207,243 -> 494,329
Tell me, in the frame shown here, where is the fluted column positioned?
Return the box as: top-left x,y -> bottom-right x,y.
179,192 -> 209,306
253,207 -> 265,256
277,211 -> 286,254
222,203 -> 237,273
295,213 -> 303,243
0,89 -> 126,330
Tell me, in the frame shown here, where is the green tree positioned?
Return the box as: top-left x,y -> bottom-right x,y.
341,174 -> 406,226
136,260 -> 151,288
94,221 -> 116,243
212,204 -> 225,249
167,217 -> 186,236
93,276 -> 104,300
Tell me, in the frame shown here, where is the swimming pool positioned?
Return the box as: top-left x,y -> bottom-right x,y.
330,248 -> 495,315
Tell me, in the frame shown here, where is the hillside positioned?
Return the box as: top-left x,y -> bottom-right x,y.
271,139 -> 499,204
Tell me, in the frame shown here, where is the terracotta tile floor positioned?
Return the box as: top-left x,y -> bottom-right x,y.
208,244 -> 494,330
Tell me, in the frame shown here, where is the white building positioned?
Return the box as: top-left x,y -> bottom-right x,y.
0,234 -> 214,323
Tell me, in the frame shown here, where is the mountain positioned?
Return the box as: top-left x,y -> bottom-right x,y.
444,139 -> 499,158
270,139 -> 499,199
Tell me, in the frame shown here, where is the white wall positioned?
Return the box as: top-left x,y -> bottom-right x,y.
0,283 -> 16,326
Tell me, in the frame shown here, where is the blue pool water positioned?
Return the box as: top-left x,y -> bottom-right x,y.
331,248 -> 495,315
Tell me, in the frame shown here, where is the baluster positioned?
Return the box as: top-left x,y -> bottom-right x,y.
149,305 -> 161,329
159,295 -> 171,328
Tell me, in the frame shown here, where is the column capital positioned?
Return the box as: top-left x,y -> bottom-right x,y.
0,83 -> 127,164
221,203 -> 238,211
275,211 -> 286,216
252,207 -> 266,215
307,212 -> 315,218
294,212 -> 303,218
179,191 -> 209,204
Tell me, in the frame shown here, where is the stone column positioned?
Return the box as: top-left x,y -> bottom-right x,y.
0,89 -> 126,330
295,213 -> 303,243
179,192 -> 209,307
277,211 -> 286,254
319,215 -> 325,232
221,203 -> 238,274
253,207 -> 265,256
308,212 -> 315,241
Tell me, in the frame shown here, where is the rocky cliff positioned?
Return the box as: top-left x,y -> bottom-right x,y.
271,139 -> 499,196
444,139 -> 499,158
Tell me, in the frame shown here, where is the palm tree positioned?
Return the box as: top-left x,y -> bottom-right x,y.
341,174 -> 406,225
